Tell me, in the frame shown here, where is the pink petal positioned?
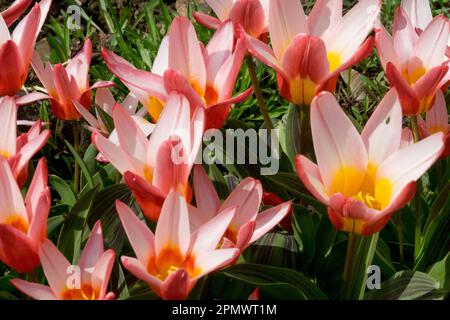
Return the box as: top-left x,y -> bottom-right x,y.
168,17 -> 206,96
204,0 -> 234,21
152,35 -> 169,76
426,90 -> 448,134
39,239 -> 71,297
0,158 -> 28,224
392,7 -> 419,59
250,201 -> 292,243
401,0 -> 433,31
229,0 -> 266,37
310,92 -> 368,195
193,12 -> 222,30
361,89 -> 403,165
193,165 -> 221,216
295,155 -> 329,204
0,96 -> 17,158
92,249 -> 115,299
269,0 -> 308,60
308,0 -> 343,37
161,268 -> 191,300
66,39 -> 92,92
193,248 -> 239,280
116,200 -> 155,265
1,0 -> 32,26
412,15 -> 449,69
10,279 -> 56,300
189,206 -> 236,256
121,256 -> 162,296
155,191 -> 190,258
78,220 -> 105,275
377,132 -> 445,200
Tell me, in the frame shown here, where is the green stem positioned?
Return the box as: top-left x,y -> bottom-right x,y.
343,233 -> 357,298
245,56 -> 274,130
299,105 -> 313,158
409,116 -> 422,258
72,122 -> 80,194
394,213 -> 404,266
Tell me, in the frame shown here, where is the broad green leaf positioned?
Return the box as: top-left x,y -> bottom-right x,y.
292,205 -> 316,269
428,252 -> 450,292
365,271 -> 443,300
49,175 -> 76,206
57,185 -> 99,263
223,263 -> 328,300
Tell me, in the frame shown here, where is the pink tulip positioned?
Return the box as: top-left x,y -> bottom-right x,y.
1,0 -> 32,26
192,165 -> 292,251
375,8 -> 449,115
11,221 -> 116,300
92,92 -> 204,221
245,0 -> 380,106
0,157 -> 50,273
116,191 -> 239,300
295,90 -> 445,236
418,90 -> 450,157
0,96 -> 50,187
102,17 -> 251,129
194,0 -> 269,39
0,0 -> 51,96
32,38 -> 115,120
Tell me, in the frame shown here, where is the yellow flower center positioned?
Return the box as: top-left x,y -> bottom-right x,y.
62,285 -> 98,300
5,215 -> 29,234
329,163 -> 392,210
402,66 -> 427,85
149,246 -> 201,281
0,150 -> 10,159
146,97 -> 165,122
327,52 -> 342,73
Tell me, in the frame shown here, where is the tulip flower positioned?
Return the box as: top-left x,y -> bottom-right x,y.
0,0 -> 51,97
245,0 -> 380,106
116,191 -> 239,300
295,90 -> 445,236
418,90 -> 450,157
92,92 -> 204,221
1,0 -> 32,26
192,165 -> 292,251
194,0 -> 269,39
103,17 -> 251,129
32,38 -> 115,120
0,96 -> 50,187
0,157 -> 50,273
401,0 -> 450,58
375,8 -> 449,115
11,221 -> 116,300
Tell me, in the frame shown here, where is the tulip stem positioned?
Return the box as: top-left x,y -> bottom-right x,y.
72,122 -> 80,194
343,233 -> 357,298
246,56 -> 274,130
299,105 -> 313,158
409,116 -> 422,258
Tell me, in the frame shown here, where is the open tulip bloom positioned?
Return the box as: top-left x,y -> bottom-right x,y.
375,7 -> 450,115
11,221 -> 116,300
32,38 -> 115,121
0,157 -> 50,273
92,92 -> 204,221
192,165 -> 292,251
296,90 -> 445,236
0,0 -> 50,97
0,96 -> 50,187
400,0 -> 450,57
245,0 -> 381,106
194,0 -> 269,39
116,191 -> 239,300
102,17 -> 252,129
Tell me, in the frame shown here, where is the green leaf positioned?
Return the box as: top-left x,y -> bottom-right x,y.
365,271 -> 443,300
87,184 -> 133,253
292,205 -> 315,269
65,140 -> 95,190
47,215 -> 65,237
57,185 -> 99,263
49,175 -> 76,206
223,263 -> 328,300
345,233 -> 379,300
283,104 -> 301,168
428,252 -> 450,292
95,106 -> 115,133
